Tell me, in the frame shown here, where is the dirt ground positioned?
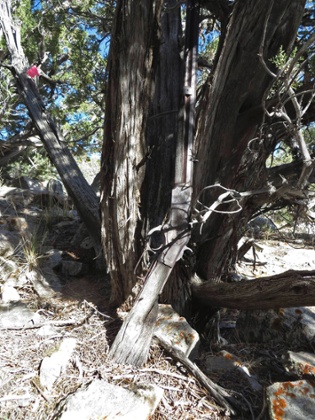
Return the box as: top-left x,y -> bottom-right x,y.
1,223 -> 315,419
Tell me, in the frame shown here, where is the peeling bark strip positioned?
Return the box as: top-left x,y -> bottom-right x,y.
109,1 -> 200,367
0,0 -> 102,257
192,270 -> 315,310
101,0 -> 164,305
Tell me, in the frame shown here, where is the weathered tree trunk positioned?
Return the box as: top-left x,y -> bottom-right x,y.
0,0 -> 103,265
108,0 -> 200,366
192,270 -> 315,310
101,0 -> 164,307
193,0 -> 306,281
102,0 -> 312,377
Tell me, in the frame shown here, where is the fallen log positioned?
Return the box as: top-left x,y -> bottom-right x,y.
192,270 -> 315,310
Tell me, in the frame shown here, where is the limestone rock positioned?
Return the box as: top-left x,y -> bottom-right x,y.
55,379 -> 163,420
61,260 -> 88,277
284,351 -> 315,378
236,307 -> 315,347
0,302 -> 41,328
42,249 -> 63,269
0,231 -> 19,257
40,338 -> 77,390
13,176 -> 46,193
27,268 -> 61,298
5,272 -> 28,287
0,256 -> 18,276
154,304 -> 199,360
267,380 -> 315,420
0,186 -> 35,208
1,285 -> 20,303
204,351 -> 262,392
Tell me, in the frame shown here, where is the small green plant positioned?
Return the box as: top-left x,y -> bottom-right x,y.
6,148 -> 57,182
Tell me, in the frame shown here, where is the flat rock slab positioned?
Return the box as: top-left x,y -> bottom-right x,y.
284,351 -> 315,377
61,260 -> 88,277
0,302 -> 41,328
27,268 -> 62,298
204,351 -> 262,392
56,379 -> 163,420
236,306 -> 315,346
267,380 -> 315,420
40,338 -> 77,390
154,304 -> 199,359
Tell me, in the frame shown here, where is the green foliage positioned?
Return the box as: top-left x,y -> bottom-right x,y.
266,142 -> 293,167
6,148 -> 57,181
1,0 -> 113,166
270,45 -> 288,70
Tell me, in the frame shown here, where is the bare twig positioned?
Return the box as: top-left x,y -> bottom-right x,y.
156,335 -> 238,414
193,184 -> 275,232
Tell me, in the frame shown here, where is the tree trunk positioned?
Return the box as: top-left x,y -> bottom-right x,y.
0,0 -> 103,265
100,0 -> 164,307
192,270 -> 315,310
102,0 -> 311,369
108,0 -> 199,366
193,0 -> 306,281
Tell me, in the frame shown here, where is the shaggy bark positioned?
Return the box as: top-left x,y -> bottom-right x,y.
193,0 -> 307,281
192,270 -> 315,310
108,0 -> 199,366
101,0 -> 164,306
0,0 -> 103,263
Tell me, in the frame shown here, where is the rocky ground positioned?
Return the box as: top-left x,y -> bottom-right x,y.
1,177 -> 315,419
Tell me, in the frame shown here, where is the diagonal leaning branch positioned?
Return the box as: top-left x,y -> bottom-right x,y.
0,0 -> 103,265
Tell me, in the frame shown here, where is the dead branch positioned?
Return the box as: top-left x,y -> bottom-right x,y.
156,335 -> 238,414
192,269 -> 315,310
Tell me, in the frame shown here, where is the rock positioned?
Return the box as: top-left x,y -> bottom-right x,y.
80,236 -> 94,250
42,249 -> 63,269
267,380 -> 315,420
0,231 -> 19,257
47,179 -> 64,201
37,324 -> 61,338
0,256 -> 18,275
40,338 -> 77,390
236,307 -> 315,347
6,216 -> 29,234
0,302 -> 41,328
247,216 -> 277,237
27,268 -> 62,298
1,285 -> 20,303
13,176 -> 46,193
154,304 -> 200,360
0,186 -> 34,208
204,351 -> 262,392
5,272 -> 28,287
71,223 -> 89,247
61,260 -> 88,277
55,379 -> 163,420
284,351 -> 315,378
